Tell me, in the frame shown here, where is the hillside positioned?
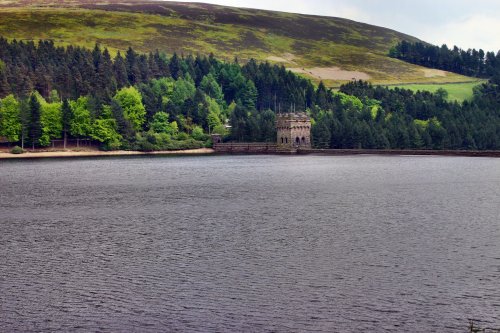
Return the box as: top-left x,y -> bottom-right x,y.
0,0 -> 474,86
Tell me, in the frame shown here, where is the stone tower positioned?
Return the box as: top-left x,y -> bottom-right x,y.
276,113 -> 312,149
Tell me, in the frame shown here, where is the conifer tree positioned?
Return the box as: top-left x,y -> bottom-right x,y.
0,60 -> 9,98
28,94 -> 42,150
61,98 -> 72,149
113,52 -> 129,88
169,53 -> 181,80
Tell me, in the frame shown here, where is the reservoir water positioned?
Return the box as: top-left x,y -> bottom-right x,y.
1,155 -> 499,332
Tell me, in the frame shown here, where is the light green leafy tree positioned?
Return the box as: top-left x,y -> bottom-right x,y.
0,94 -> 21,142
91,105 -> 122,150
113,86 -> 146,131
200,74 -> 224,105
206,96 -> 223,133
212,124 -> 228,136
70,96 -> 93,141
336,92 -> 363,112
35,92 -> 62,147
168,121 -> 179,136
150,111 -> 179,135
171,76 -> 196,106
207,111 -> 222,134
150,77 -> 175,106
150,77 -> 175,96
150,111 -> 170,133
191,125 -> 206,141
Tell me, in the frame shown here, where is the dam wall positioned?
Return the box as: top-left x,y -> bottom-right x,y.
213,143 -> 278,154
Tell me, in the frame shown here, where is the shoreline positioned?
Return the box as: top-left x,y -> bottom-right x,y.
1,148 -> 499,160
0,148 -> 216,159
297,149 -> 500,158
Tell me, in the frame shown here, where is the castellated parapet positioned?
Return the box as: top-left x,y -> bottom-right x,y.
276,113 -> 311,149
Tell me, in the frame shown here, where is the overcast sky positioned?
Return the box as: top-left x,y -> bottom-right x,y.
170,0 -> 500,52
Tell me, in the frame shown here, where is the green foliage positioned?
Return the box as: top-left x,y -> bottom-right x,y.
205,96 -> 223,133
200,74 -> 224,105
229,103 -> 250,141
134,130 -> 205,151
237,79 -> 258,109
191,126 -> 208,141
391,40 -> 500,79
207,110 -> 222,134
256,109 -> 276,142
150,111 -> 169,133
39,99 -> 62,146
171,77 -> 196,106
149,112 -> 179,136
149,77 -> 175,107
364,99 -> 381,119
0,38 -> 498,152
336,92 -> 363,112
0,94 -> 21,142
435,88 -> 448,100
61,99 -> 71,131
168,121 -> 179,136
212,124 -> 228,136
28,94 -> 42,148
339,80 -> 500,150
150,77 -> 175,97
176,132 -> 190,141
113,86 -> 146,131
90,105 -> 122,149
70,97 -> 92,138
10,145 -> 24,154
312,113 -> 332,148
92,118 -> 122,148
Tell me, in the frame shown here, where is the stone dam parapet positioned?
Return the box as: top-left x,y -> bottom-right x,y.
213,142 -> 278,154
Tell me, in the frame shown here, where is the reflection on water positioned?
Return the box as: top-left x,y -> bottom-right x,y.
1,155 -> 499,332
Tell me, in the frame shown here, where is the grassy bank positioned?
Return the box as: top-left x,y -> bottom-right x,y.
390,80 -> 486,102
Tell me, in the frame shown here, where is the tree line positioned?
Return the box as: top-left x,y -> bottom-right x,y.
389,40 -> 500,80
0,38 -> 499,151
312,80 -> 499,150
0,38 -> 317,150
0,37 -> 314,110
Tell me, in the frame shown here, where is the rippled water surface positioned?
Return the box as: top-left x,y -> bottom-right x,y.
1,155 -> 499,332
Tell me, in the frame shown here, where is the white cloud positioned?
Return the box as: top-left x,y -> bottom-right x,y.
323,4 -> 371,23
421,15 -> 500,51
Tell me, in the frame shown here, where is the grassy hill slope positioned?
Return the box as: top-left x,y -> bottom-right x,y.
391,81 -> 486,103
0,0 -> 474,86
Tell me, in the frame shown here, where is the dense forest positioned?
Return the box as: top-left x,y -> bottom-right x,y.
0,38 -> 499,151
389,40 -> 500,79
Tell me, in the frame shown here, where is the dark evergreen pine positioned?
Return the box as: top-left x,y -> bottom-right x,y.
61,98 -> 72,149
390,40 -> 500,78
113,52 -> 129,88
169,53 -> 181,80
0,66 -> 9,98
28,94 -> 42,150
126,47 -> 141,85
